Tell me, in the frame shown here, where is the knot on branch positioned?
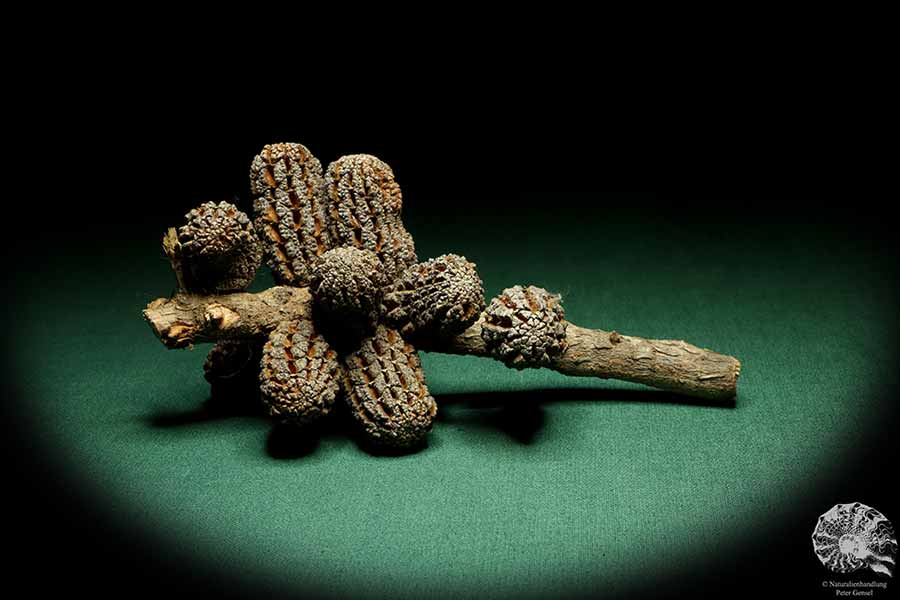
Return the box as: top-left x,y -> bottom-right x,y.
482,285 -> 568,369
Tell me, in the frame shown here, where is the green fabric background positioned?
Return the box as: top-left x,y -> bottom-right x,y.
13,209 -> 897,598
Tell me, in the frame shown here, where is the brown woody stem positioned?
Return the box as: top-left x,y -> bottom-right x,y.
143,287 -> 740,400
417,316 -> 740,401
143,286 -> 311,349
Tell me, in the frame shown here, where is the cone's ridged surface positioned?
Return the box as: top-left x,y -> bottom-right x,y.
382,254 -> 485,341
250,143 -> 332,286
310,247 -> 385,322
323,154 -> 417,282
342,326 -> 437,448
176,201 -> 262,292
482,285 -> 568,369
259,319 -> 341,425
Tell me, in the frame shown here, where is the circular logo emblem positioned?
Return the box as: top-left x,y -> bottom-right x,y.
812,502 -> 897,576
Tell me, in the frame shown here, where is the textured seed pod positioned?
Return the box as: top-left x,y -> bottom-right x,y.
259,319 -> 341,425
481,285 -> 568,369
176,201 -> 262,292
310,247 -> 386,321
250,143 -> 332,286
342,326 -> 437,448
203,340 -> 263,401
323,154 -> 417,282
382,254 -> 485,341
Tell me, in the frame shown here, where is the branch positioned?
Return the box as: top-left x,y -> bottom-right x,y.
143,287 -> 740,400
143,286 -> 311,349
417,316 -> 740,401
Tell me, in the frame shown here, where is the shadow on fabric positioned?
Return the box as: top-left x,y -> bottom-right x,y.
142,386 -> 737,458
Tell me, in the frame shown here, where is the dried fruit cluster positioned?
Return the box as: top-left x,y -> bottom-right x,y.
144,141 -> 742,455
159,143 -> 491,450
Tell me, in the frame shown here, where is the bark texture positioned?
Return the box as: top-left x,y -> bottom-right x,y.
143,286 -> 311,349
143,288 -> 740,400
418,316 -> 740,400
